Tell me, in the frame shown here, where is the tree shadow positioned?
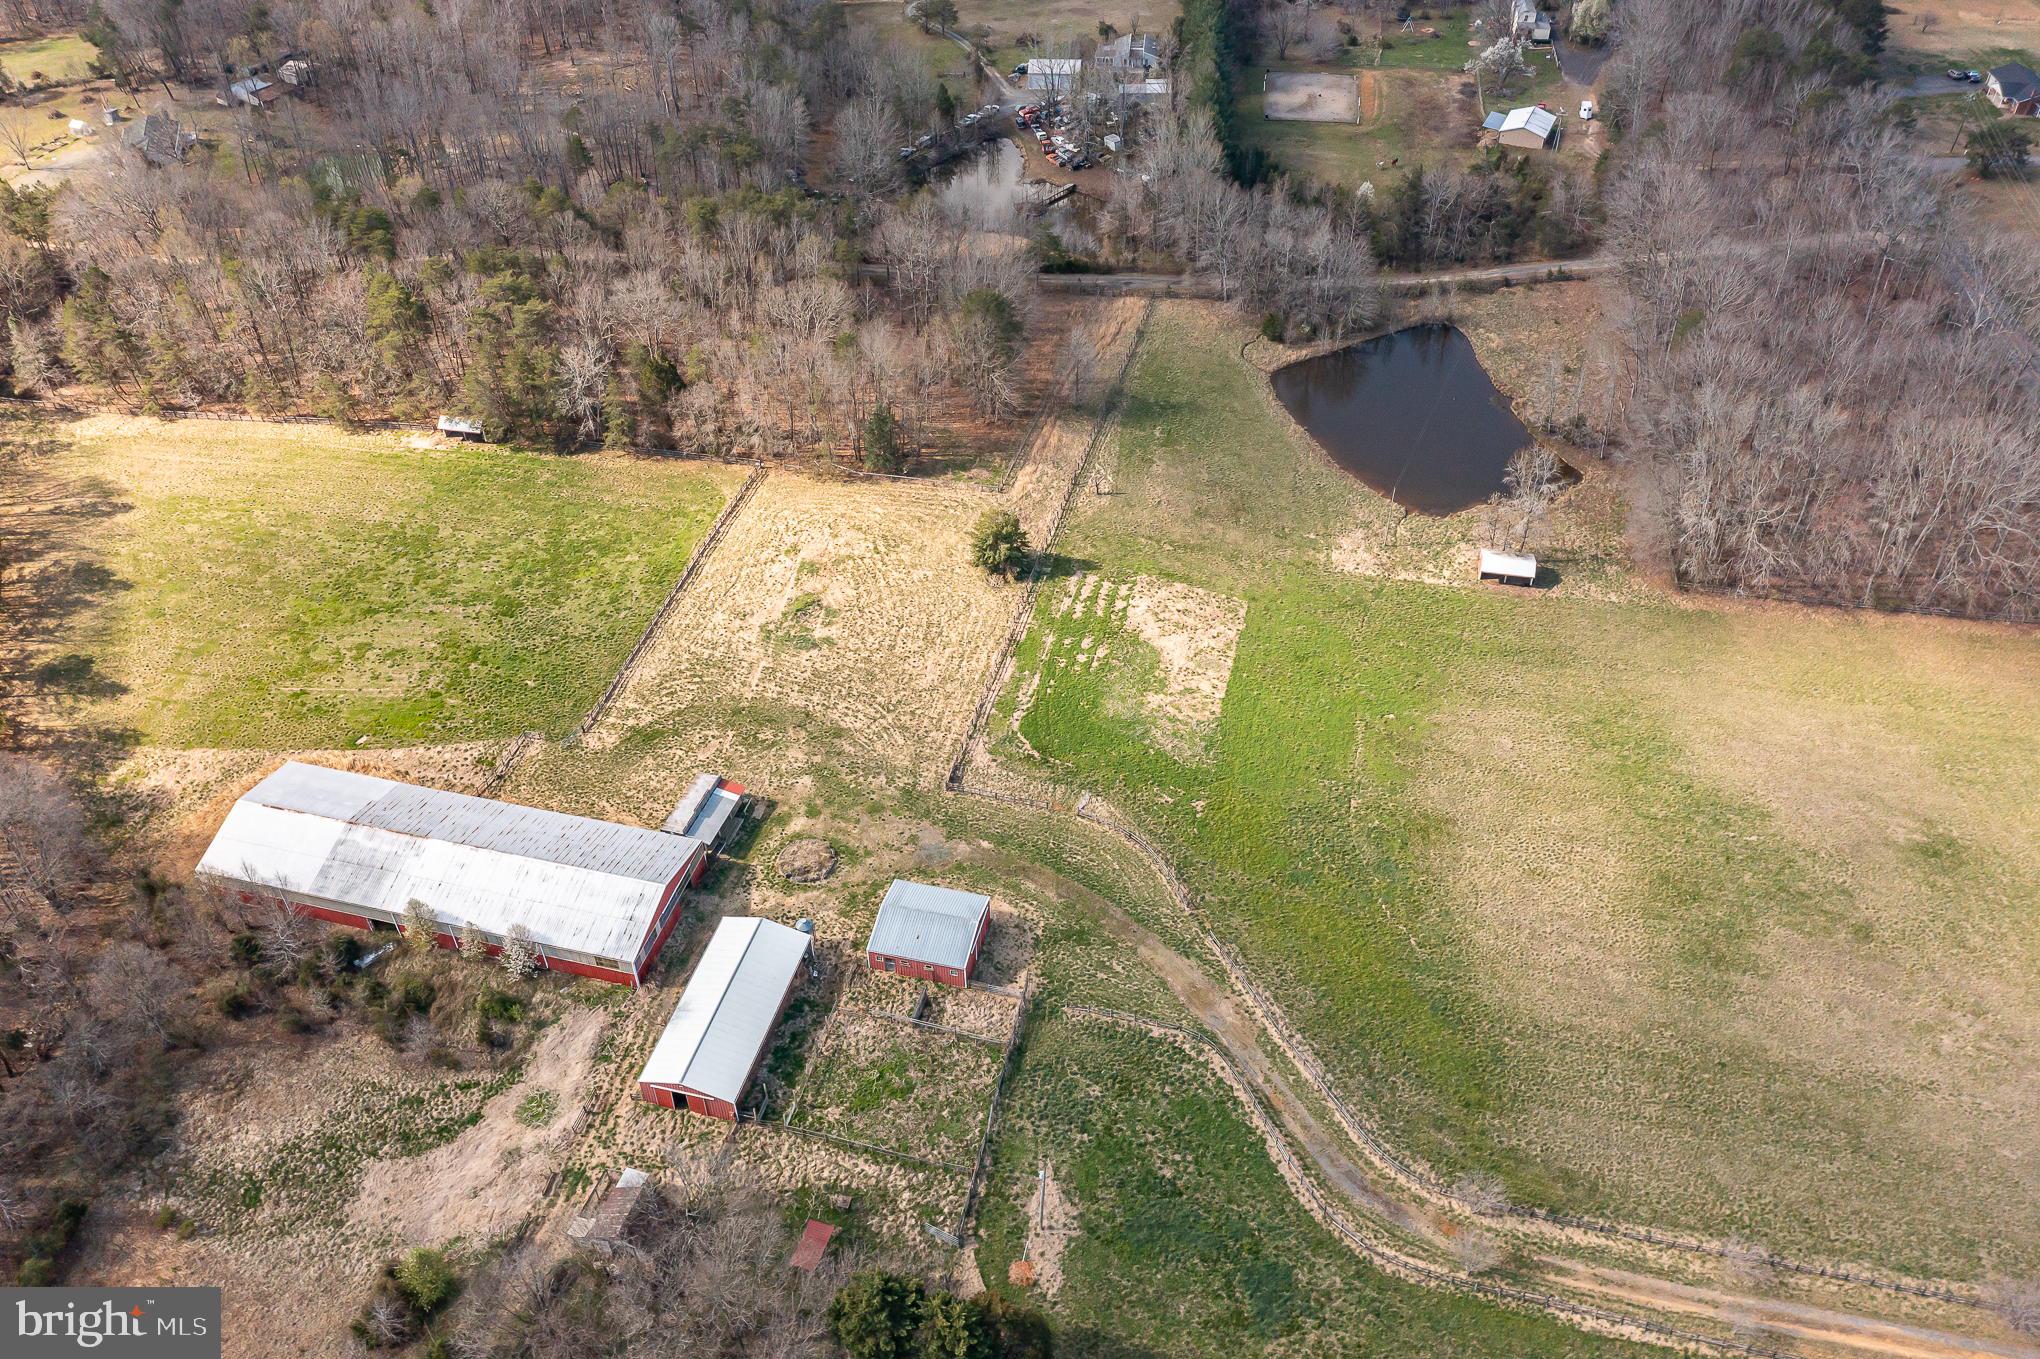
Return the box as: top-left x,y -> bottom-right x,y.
1035,553 -> 1100,582
1054,1326 -> 1170,1359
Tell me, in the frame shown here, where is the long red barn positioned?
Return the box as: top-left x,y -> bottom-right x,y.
197,761 -> 706,986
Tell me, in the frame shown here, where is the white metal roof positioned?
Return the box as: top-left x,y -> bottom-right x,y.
1479,548 -> 1538,580
1498,105 -> 1557,140
197,762 -> 702,967
867,880 -> 990,971
662,773 -> 743,845
638,917 -> 810,1103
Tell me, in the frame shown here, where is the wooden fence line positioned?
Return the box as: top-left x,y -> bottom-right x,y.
957,977 -> 1033,1241
568,461 -> 765,745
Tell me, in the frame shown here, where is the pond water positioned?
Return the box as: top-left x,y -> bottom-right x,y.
1270,324 -> 1535,516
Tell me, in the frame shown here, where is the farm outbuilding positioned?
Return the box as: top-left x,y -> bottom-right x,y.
637,916 -> 812,1120
1478,548 -> 1538,586
196,761 -> 706,986
866,880 -> 991,987
1490,105 -> 1558,149
662,773 -> 747,858
1023,58 -> 1081,93
436,415 -> 487,441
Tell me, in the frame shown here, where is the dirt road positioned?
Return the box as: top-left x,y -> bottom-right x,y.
1042,825 -> 2038,1359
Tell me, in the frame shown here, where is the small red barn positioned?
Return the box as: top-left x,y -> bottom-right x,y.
637,916 -> 811,1120
865,880 -> 991,988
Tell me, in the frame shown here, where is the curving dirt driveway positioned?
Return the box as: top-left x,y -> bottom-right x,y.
1055,851 -> 2040,1359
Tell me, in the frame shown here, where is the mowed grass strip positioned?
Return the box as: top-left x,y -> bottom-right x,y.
44,416 -> 741,748
995,303 -> 2040,1276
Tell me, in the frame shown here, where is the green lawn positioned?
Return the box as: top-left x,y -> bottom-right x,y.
0,31 -> 96,85
986,304 -> 2040,1278
35,416 -> 740,748
977,1013 -> 1652,1359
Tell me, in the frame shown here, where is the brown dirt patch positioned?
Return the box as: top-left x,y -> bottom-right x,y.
1264,70 -> 1362,123
1118,575 -> 1245,745
1018,1160 -> 1079,1297
349,1007 -> 605,1251
776,836 -> 839,884
1359,69 -> 1384,123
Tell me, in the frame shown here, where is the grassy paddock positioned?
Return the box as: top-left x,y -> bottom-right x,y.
989,302 -> 2040,1276
0,32 -> 96,84
978,1012 -> 1651,1358
28,415 -> 740,749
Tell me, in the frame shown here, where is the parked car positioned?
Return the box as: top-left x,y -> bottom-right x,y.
1948,68 -> 1968,80
1579,98 -> 1595,120
898,146 -> 914,159
961,112 -> 980,125
1967,69 -> 1983,82
981,103 -> 1000,114
915,134 -> 934,148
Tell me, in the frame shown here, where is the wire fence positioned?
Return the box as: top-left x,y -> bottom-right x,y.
946,300 -> 1156,793
958,978 -> 1034,1241
568,461 -> 765,745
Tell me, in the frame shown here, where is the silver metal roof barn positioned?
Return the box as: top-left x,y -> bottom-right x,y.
867,880 -> 990,971
638,916 -> 811,1104
197,762 -> 703,972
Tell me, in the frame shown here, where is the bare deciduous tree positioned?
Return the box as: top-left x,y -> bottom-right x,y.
0,755 -> 89,916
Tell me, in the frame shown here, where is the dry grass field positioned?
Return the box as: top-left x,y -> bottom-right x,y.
1887,0 -> 2040,57
989,299 -> 2040,1277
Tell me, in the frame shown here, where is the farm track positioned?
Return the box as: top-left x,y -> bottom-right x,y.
938,308 -> 2034,1359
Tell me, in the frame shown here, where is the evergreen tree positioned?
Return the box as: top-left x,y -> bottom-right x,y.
969,509 -> 1031,578
863,403 -> 906,472
828,1271 -> 926,1359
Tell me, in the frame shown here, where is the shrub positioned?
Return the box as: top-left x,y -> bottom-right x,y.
475,989 -> 525,1025
394,1247 -> 458,1314
829,1270 -> 926,1359
514,1090 -> 558,1127
327,932 -> 364,970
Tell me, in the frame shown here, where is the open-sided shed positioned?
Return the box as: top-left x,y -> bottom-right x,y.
662,773 -> 747,861
197,761 -> 704,985
866,880 -> 991,988
638,916 -> 812,1120
1478,548 -> 1538,587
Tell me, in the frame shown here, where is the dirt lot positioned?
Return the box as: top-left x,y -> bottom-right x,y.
1263,69 -> 1361,123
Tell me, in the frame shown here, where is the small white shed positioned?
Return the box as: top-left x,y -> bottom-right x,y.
1478,549 -> 1538,587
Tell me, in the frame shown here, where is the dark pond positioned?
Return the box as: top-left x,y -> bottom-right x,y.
1271,324 -> 1534,516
